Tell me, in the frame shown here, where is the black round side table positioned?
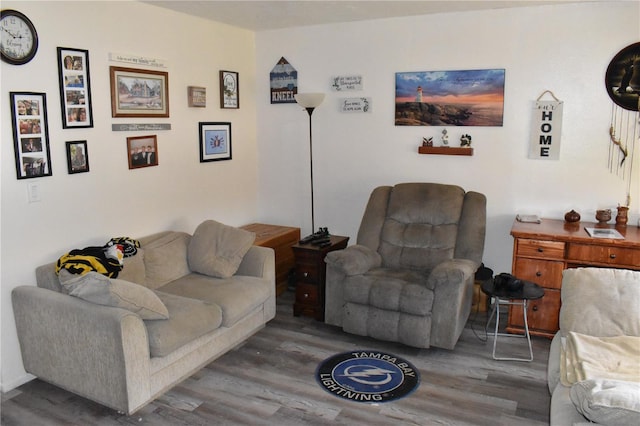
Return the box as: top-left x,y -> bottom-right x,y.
481,277 -> 544,361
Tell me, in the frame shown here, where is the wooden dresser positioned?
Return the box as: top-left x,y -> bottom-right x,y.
509,218 -> 640,338
241,223 -> 300,296
292,235 -> 349,320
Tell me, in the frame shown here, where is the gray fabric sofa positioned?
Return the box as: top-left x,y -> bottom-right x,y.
325,183 -> 486,350
547,267 -> 640,425
12,221 -> 276,415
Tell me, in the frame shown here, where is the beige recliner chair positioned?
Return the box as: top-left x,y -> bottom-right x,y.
324,183 -> 486,350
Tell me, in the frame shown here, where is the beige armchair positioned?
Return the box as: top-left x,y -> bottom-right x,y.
325,183 -> 486,350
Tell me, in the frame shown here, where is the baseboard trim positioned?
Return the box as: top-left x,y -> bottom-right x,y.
1,373 -> 35,393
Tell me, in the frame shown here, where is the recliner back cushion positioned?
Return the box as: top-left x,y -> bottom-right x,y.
379,183 -> 464,270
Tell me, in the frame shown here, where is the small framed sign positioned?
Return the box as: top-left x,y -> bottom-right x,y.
188,86 -> 206,107
219,71 -> 239,109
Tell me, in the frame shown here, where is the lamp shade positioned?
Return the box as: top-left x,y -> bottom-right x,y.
294,93 -> 325,108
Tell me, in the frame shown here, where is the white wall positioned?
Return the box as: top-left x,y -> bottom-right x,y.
255,2 -> 640,272
1,1 -> 257,390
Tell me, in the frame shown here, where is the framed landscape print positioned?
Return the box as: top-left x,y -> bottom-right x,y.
66,140 -> 89,174
199,122 -> 232,162
127,135 -> 158,169
110,66 -> 169,117
10,92 -> 52,179
57,47 -> 93,128
220,70 -> 239,109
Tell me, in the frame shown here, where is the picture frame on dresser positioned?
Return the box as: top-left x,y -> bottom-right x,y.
57,47 -> 93,128
10,92 -> 52,179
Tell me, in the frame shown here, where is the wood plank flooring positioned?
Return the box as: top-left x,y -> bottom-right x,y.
1,290 -> 551,425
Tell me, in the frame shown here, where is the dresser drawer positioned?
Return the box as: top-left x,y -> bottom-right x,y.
296,283 -> 319,304
516,239 -> 565,260
513,258 -> 564,289
568,243 -> 640,267
295,263 -> 320,283
508,288 -> 560,335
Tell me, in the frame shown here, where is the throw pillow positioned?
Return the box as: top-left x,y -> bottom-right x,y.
188,220 -> 255,278
58,270 -> 169,320
570,379 -> 640,426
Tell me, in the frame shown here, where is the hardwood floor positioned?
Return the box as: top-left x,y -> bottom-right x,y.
1,290 -> 551,425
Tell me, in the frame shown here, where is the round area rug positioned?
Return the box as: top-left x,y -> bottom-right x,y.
315,350 -> 420,403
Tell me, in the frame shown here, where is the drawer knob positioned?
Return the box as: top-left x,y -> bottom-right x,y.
610,254 -> 616,259
303,272 -> 309,277
537,247 -> 544,253
304,293 -> 309,298
532,305 -> 538,312
536,271 -> 542,277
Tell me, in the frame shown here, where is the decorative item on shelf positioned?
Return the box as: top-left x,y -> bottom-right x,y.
615,205 -> 629,226
294,92 -> 325,236
595,209 -> 612,225
422,137 -> 433,147
564,209 -> 581,223
441,129 -> 449,146
460,134 -> 472,147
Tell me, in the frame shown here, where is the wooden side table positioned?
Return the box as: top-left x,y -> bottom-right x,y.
292,235 -> 349,320
241,223 -> 300,296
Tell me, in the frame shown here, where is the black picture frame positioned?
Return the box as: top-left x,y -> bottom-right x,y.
10,91 -> 52,179
220,71 -> 239,109
199,122 -> 232,162
57,47 -> 93,128
66,140 -> 89,174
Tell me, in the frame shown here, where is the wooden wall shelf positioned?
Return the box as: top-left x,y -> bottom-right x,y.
418,146 -> 474,156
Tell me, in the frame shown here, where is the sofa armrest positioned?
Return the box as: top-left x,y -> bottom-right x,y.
235,245 -> 275,283
428,259 -> 478,350
12,285 -> 151,414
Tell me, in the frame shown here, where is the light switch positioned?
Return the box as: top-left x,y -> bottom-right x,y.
28,183 -> 41,203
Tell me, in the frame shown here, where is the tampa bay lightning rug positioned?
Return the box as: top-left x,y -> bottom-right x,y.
315,350 -> 420,403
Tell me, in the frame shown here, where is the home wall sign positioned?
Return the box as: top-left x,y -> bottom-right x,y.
111,123 -> 171,131
395,69 -> 505,126
270,57 -> 297,104
340,97 -> 371,113
528,91 -> 563,160
332,75 -> 363,91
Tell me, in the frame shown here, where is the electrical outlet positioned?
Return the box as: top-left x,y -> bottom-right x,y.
28,183 -> 41,203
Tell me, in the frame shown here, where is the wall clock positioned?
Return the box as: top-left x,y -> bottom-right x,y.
0,9 -> 38,65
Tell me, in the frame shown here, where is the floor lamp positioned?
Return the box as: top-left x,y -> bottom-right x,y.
294,93 -> 325,235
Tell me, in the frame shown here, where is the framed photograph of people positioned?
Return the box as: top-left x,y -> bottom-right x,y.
10,92 -> 52,179
199,122 -> 232,162
110,66 -> 169,118
57,47 -> 93,128
127,135 -> 158,169
66,140 -> 89,174
219,71 -> 239,109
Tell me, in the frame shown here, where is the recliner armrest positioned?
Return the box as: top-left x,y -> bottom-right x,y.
324,244 -> 381,276
428,259 -> 478,349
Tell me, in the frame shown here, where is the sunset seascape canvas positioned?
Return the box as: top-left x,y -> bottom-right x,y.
395,69 -> 505,126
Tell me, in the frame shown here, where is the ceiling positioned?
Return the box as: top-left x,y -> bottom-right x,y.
142,0 -> 594,32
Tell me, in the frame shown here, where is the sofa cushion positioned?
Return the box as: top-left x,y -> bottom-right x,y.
142,232 -> 191,289
570,379 -> 640,426
58,270 -> 168,320
560,268 -> 640,337
158,273 -> 270,327
146,291 -> 223,357
188,220 -> 255,278
117,249 -> 146,285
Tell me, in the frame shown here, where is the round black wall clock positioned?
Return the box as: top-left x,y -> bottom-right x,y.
0,9 -> 39,65
605,41 -> 640,111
